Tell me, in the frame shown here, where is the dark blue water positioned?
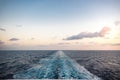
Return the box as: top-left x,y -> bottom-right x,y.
0,50 -> 120,80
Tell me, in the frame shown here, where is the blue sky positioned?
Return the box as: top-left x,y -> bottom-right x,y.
0,0 -> 120,50
1,0 -> 119,23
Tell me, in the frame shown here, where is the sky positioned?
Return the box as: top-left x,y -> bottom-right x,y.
0,0 -> 120,50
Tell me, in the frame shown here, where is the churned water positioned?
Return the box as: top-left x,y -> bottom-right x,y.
0,50 -> 120,80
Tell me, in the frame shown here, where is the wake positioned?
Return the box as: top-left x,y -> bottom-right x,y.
13,51 -> 101,79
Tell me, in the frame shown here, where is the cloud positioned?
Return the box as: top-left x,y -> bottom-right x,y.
64,32 -> 99,40
0,40 -> 4,44
64,27 -> 110,40
9,38 -> 19,41
0,28 -> 6,31
99,27 -> 111,37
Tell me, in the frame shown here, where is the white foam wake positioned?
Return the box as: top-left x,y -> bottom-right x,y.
13,51 -> 102,79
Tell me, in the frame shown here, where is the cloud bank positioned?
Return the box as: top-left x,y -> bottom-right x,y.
9,38 -> 19,41
64,27 -> 110,40
0,28 -> 6,31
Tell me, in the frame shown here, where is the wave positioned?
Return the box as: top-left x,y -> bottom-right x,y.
13,51 -> 101,79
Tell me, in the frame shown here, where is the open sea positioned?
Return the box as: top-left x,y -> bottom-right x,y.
0,50 -> 120,80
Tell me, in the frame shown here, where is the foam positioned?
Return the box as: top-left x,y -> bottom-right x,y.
13,51 -> 101,79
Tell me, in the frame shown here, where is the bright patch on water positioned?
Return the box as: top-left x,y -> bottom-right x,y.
13,51 -> 101,79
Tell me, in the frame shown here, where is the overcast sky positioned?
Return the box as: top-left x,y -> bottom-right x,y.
0,0 -> 120,50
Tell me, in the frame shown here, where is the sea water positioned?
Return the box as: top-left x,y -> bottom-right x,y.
0,50 -> 120,80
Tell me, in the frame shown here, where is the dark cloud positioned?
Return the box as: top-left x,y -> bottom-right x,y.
9,38 -> 19,41
115,21 -> 120,26
0,28 -> 6,31
0,40 -> 4,44
64,32 -> 99,40
64,27 -> 110,40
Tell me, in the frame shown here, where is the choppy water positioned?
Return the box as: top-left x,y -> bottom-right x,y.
0,50 -> 120,80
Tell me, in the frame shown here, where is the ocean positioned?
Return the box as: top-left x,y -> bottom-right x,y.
0,50 -> 120,80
